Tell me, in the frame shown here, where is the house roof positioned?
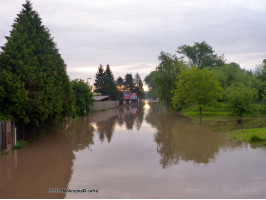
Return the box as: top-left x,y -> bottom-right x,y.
93,95 -> 110,101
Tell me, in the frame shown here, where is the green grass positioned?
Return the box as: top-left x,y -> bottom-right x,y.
182,103 -> 266,117
183,110 -> 233,117
14,140 -> 29,149
228,128 -> 266,143
182,103 -> 233,117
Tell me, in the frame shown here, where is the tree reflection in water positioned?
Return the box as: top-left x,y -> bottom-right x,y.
0,128 -> 75,198
145,103 -> 228,169
92,103 -> 145,143
97,116 -> 117,143
0,116 -> 96,198
64,116 -> 94,151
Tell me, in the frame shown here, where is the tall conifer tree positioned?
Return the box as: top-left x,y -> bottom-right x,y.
116,77 -> 124,87
0,1 -> 74,130
134,73 -> 145,100
94,64 -> 105,94
103,64 -> 118,97
124,73 -> 134,93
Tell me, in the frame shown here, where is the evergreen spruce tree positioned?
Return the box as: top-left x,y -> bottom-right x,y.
134,73 -> 145,100
116,76 -> 124,101
0,1 -> 74,133
93,64 -> 105,94
116,77 -> 124,87
124,73 -> 134,93
102,64 -> 118,97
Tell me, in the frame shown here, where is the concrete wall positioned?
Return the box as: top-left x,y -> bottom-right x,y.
0,121 -> 16,152
90,100 -> 119,112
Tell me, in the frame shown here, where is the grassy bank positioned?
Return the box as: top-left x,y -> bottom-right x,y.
182,103 -> 266,117
183,110 -> 233,117
182,105 -> 233,117
181,104 -> 266,146
14,140 -> 29,149
228,128 -> 266,145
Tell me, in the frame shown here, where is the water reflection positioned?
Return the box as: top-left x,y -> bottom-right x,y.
143,101 -> 151,110
90,104 -> 145,143
121,105 -> 144,130
153,113 -> 226,168
0,117 -> 95,198
89,102 -> 244,168
0,130 -> 75,198
144,103 -> 247,168
65,117 -> 94,151
1,102 -> 266,198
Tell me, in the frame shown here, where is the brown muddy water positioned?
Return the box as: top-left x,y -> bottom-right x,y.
0,102 -> 266,198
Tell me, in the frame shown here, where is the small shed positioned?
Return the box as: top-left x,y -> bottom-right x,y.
91,96 -> 119,111
93,96 -> 111,101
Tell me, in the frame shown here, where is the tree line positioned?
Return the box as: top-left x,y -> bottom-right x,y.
93,65 -> 145,101
0,1 -> 94,138
0,1 -> 146,139
145,41 -> 266,116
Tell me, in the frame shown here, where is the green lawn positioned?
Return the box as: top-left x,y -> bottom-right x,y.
183,111 -> 233,117
229,128 -> 266,143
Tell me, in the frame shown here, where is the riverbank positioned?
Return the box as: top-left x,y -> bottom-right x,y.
227,127 -> 266,145
182,103 -> 266,117
181,105 -> 266,147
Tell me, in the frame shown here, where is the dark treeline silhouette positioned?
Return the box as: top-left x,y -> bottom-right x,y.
94,65 -> 145,101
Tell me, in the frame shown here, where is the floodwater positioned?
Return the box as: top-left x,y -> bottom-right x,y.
1,102 -> 266,198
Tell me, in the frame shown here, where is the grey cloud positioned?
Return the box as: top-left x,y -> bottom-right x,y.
1,0 -> 266,83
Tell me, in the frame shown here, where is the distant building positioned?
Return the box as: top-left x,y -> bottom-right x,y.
91,96 -> 119,111
93,95 -> 112,101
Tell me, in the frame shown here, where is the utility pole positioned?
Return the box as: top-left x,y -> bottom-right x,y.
87,78 -> 91,84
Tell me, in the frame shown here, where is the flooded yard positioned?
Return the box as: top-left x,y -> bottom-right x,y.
0,102 -> 266,198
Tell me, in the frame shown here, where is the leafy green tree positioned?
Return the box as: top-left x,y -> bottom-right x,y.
71,79 -> 94,116
134,73 -> 145,100
255,59 -> 266,82
177,41 -> 225,69
155,51 -> 189,107
225,84 -> 258,116
212,63 -> 244,88
0,1 -> 74,129
93,64 -> 105,94
172,68 -> 222,114
212,63 -> 264,101
144,71 -> 157,100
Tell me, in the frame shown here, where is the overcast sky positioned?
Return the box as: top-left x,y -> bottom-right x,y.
1,0 -> 266,86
